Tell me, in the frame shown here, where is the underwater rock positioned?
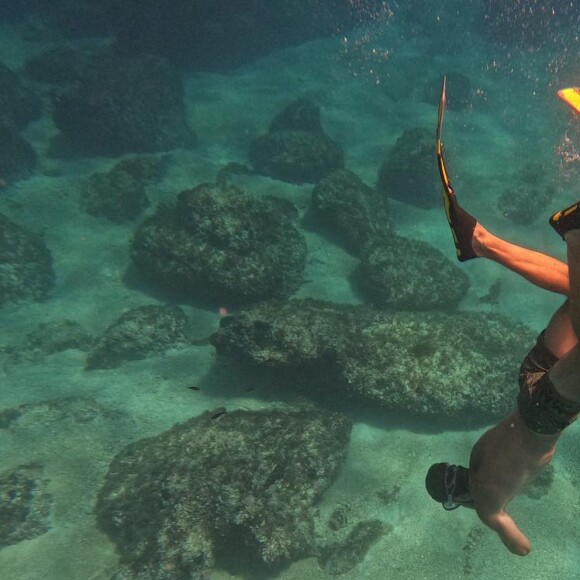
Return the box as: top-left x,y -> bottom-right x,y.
0,120 -> 37,182
0,463 -> 52,548
80,155 -> 169,222
0,213 -> 54,307
17,319 -> 93,359
498,185 -> 555,225
377,127 -> 439,209
249,98 -> 344,184
131,182 -> 306,304
96,407 -> 352,579
85,305 -> 190,370
0,396 -> 122,430
210,299 -> 536,424
309,169 -> 393,256
24,45 -> 83,85
356,235 -> 470,310
497,163 -> 556,225
0,61 -> 42,130
318,519 -> 388,575
269,97 -> 324,133
52,54 -> 196,156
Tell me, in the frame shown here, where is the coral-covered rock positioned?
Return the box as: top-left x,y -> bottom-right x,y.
497,163 -> 556,225
309,169 -> 392,256
131,182 -> 306,304
25,45 -> 83,84
0,213 -> 54,307
356,235 -> 470,310
268,98 -> 324,133
0,464 -> 52,548
0,61 -> 42,130
96,408 -> 352,578
85,305 -> 190,370
249,99 -> 344,185
377,127 -> 439,209
8,319 -> 93,362
210,300 -> 536,424
0,121 -> 37,182
52,55 -> 195,155
80,156 -> 167,222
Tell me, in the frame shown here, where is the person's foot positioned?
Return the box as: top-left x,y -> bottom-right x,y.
443,191 -> 478,261
549,201 -> 580,239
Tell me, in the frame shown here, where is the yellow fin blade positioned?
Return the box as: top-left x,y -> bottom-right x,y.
558,87 -> 580,114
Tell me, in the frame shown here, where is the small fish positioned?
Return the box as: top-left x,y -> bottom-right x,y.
187,385 -> 201,391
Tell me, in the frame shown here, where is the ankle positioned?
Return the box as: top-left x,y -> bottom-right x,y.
471,223 -> 488,258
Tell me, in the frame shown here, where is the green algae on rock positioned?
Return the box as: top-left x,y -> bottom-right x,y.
210,299 -> 536,425
131,182 -> 306,304
96,407 -> 351,579
0,213 -> 54,307
356,235 -> 470,310
0,464 -> 52,548
85,305 -> 190,370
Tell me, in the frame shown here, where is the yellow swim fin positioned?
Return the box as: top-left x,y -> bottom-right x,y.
558,87 -> 580,114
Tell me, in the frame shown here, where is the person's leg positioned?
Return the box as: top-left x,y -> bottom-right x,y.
548,230 -> 580,402
444,195 -> 569,295
543,300 -> 578,359
472,223 -> 569,296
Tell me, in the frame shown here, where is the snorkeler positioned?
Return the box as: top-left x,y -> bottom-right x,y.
425,79 -> 580,556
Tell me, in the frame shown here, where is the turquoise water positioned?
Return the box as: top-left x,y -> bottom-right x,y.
1,1 -> 580,579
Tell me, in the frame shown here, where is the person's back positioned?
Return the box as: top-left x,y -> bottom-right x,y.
468,412 -> 558,555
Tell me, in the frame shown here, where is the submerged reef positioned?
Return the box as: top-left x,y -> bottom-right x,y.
0,61 -> 42,130
0,213 -> 54,307
0,463 -> 52,548
0,61 -> 39,181
377,127 -> 439,209
80,156 -> 167,223
96,407 -> 351,579
52,55 -> 196,156
308,169 -> 393,256
1,319 -> 93,363
210,300 -> 536,424
249,98 -> 344,184
497,162 -> 556,225
85,305 -> 190,370
131,182 -> 306,304
356,235 -> 470,310
25,45 -> 83,85
0,121 -> 37,182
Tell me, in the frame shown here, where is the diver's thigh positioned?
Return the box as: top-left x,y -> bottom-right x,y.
549,343 -> 580,402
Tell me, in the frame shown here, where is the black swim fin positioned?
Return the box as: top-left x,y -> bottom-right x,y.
437,77 -> 478,262
549,200 -> 580,239
443,191 -> 478,261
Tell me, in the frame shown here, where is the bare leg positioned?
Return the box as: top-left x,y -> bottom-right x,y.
545,230 -> 580,402
472,223 -> 569,296
543,300 -> 578,359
